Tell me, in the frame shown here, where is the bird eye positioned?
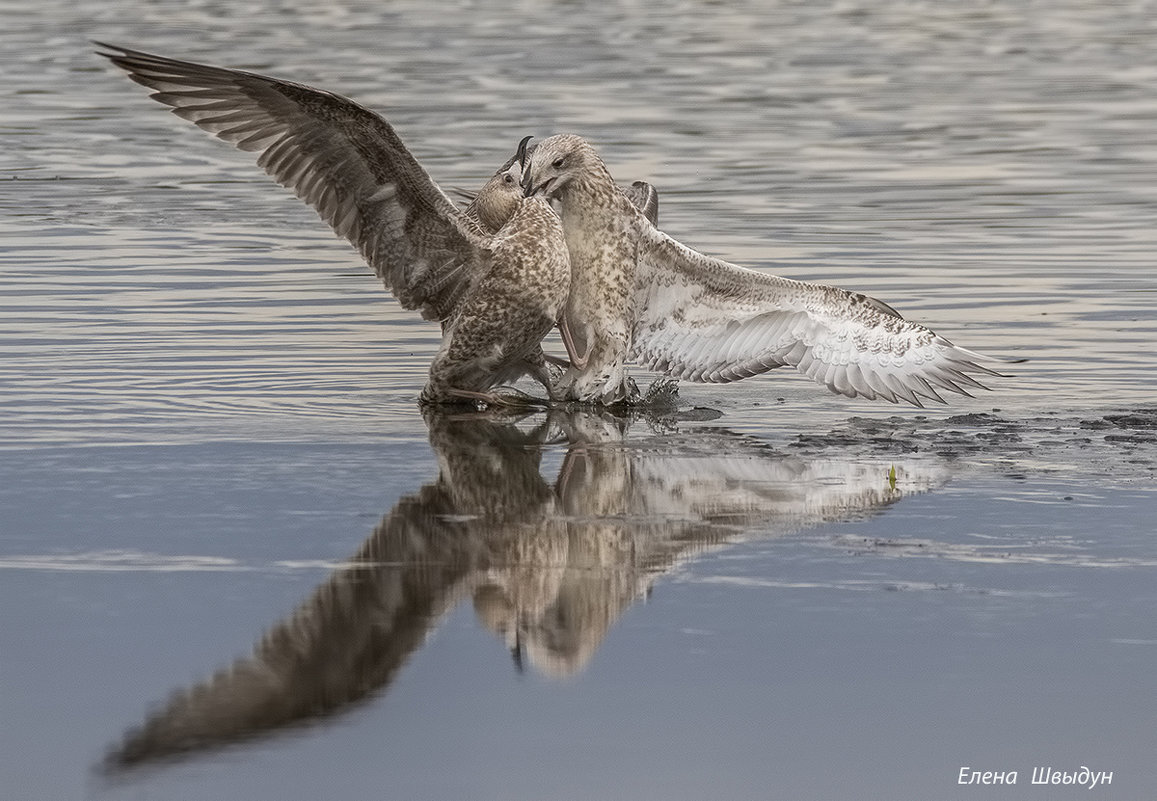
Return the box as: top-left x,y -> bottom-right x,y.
503,174 -> 514,184
552,157 -> 565,169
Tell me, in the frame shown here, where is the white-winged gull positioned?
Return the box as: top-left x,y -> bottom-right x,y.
521,133 -> 1008,406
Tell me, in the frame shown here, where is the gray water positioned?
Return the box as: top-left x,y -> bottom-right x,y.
3,2 -> 1157,799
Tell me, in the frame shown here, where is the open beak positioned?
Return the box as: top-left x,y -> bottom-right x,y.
522,174 -> 556,199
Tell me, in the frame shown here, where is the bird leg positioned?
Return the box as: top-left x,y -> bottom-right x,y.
558,316 -> 592,371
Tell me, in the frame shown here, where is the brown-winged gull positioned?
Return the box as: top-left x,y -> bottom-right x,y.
423,159 -> 571,405
521,133 -> 1008,406
96,43 -> 575,405
95,45 -> 660,406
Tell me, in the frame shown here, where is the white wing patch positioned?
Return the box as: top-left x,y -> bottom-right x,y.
630,227 -> 999,406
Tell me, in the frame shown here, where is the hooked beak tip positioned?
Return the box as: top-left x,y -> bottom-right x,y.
517,135 -> 535,197
516,135 -> 533,169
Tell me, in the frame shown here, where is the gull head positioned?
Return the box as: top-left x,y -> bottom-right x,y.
520,134 -> 596,200
469,158 -> 525,233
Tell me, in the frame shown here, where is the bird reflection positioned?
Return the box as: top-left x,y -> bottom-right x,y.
103,407 -> 948,772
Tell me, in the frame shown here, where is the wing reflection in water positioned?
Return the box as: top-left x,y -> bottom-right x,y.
103,408 -> 950,773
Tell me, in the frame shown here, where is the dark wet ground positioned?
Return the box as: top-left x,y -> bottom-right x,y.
789,408 -> 1157,474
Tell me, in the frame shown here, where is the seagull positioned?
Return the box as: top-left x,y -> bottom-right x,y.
422,154 -> 571,405
95,45 -> 659,406
521,133 -> 1009,406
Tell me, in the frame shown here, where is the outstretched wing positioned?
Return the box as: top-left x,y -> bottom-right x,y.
96,43 -> 489,322
630,227 -> 1002,406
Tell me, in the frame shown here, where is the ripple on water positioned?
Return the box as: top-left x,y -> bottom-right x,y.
3,0 -> 1157,445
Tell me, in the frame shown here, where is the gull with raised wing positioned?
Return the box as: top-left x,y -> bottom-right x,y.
521,133 -> 1008,406
95,45 -> 657,406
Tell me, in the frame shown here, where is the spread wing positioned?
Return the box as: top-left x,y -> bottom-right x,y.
96,43 -> 490,322
630,227 -> 1002,406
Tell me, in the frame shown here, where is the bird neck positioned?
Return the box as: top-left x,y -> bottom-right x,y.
556,167 -> 639,240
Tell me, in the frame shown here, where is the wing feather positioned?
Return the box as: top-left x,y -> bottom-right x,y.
630,227 -> 1002,405
622,181 -> 660,226
96,43 -> 489,322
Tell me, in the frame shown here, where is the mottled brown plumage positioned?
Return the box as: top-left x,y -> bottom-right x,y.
422,183 -> 570,405
97,43 -> 573,405
97,46 -> 679,406
523,134 -> 1006,406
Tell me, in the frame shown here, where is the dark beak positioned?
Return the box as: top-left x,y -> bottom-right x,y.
517,135 -> 536,196
516,135 -> 533,168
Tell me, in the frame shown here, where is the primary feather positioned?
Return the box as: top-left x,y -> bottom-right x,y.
521,133 -> 1005,407
96,42 -> 490,323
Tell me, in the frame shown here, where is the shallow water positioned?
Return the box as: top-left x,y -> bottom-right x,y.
3,2 -> 1157,799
